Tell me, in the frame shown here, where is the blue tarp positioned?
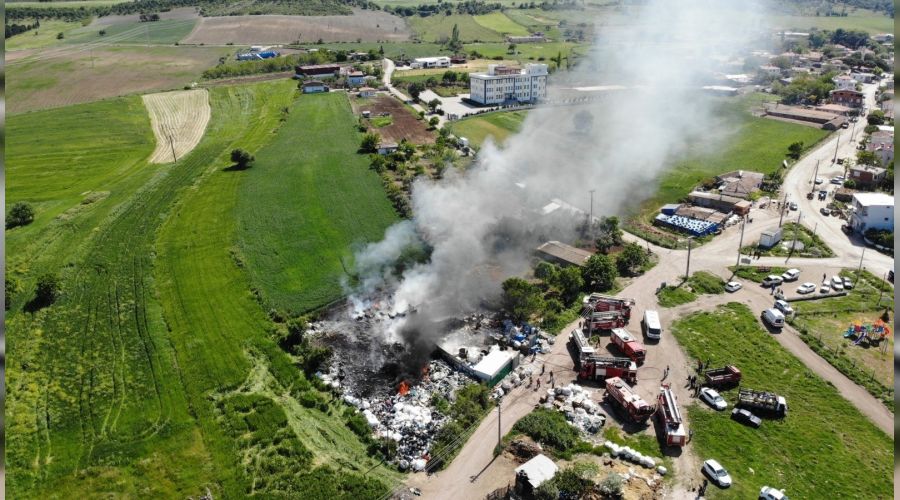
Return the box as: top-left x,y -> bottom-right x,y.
654,213 -> 718,236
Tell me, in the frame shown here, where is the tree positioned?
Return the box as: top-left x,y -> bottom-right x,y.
7,201 -> 35,228
441,70 -> 457,83
448,23 -> 462,52
554,266 -> 584,304
428,116 -> 440,129
230,148 -> 254,169
507,43 -> 517,54
361,133 -> 381,153
501,277 -> 544,322
408,82 -> 425,100
594,215 -> 623,253
534,481 -> 559,500
616,242 -> 649,276
534,261 -> 559,281
867,110 -> 885,126
35,273 -> 61,305
379,45 -> 384,55
56,32 -> 64,39
787,141 -> 804,159
582,254 -> 617,291
856,150 -> 881,166
427,98 -> 441,111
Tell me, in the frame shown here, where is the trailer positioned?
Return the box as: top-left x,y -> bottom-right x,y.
569,328 -> 595,367
583,294 -> 635,321
610,328 -> 646,364
737,388 -> 788,417
578,356 -> 637,384
703,365 -> 742,388
604,377 -> 655,423
656,384 -> 686,446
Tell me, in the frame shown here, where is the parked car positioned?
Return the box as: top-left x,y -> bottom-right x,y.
761,308 -> 785,329
818,190 -> 827,200
760,486 -> 789,500
814,177 -> 824,184
789,202 -> 798,211
731,407 -> 762,428
820,207 -> 831,216
761,275 -> 783,287
831,275 -> 844,291
843,277 -> 853,289
702,459 -> 733,487
700,388 -> 728,410
830,177 -> 843,185
820,283 -> 831,294
888,270 -> 893,283
774,299 -> 794,316
781,269 -> 800,282
725,281 -> 742,293
797,282 -> 816,294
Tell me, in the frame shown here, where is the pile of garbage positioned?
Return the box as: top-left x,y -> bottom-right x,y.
602,440 -> 663,472
319,359 -> 472,470
540,383 -> 607,435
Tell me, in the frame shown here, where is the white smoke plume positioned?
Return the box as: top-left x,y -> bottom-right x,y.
351,0 -> 768,357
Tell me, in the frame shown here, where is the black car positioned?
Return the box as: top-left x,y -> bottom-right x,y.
889,271 -> 894,283
731,408 -> 762,428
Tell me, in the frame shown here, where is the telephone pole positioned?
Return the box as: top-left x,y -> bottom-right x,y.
685,237 -> 693,280
497,402 -> 502,448
855,247 -> 866,285
810,159 -> 820,193
735,216 -> 746,268
778,194 -> 787,227
832,131 -> 841,161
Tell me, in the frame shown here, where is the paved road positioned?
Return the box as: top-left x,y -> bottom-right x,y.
382,58 -> 426,116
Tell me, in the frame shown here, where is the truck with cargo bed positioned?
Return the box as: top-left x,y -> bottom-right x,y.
737,388 -> 787,417
703,365 -> 742,388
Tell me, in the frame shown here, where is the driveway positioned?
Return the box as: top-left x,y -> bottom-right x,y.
383,58 -> 426,116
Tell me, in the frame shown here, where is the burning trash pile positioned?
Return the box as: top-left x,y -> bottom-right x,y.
539,383 -> 607,435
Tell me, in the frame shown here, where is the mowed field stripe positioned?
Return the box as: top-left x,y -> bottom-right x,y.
142,89 -> 212,164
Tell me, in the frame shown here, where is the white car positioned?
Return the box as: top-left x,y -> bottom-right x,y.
831,275 -> 844,291
702,459 -> 732,488
774,299 -> 794,316
797,282 -> 816,294
830,178 -> 843,185
814,177 -> 824,184
700,388 -> 727,410
781,268 -> 800,282
843,277 -> 853,289
760,486 -> 789,500
761,275 -> 783,287
725,281 -> 742,293
820,283 -> 831,294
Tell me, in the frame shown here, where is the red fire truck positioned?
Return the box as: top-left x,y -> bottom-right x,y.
583,294 -> 636,321
577,356 -> 638,384
656,384 -> 686,447
610,328 -> 646,364
604,377 -> 655,423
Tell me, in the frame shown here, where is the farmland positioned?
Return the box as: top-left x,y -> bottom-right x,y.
768,10 -> 893,34
8,45 -> 229,114
6,19 -> 85,50
7,80 -> 396,497
63,18 -> 199,45
408,13 -> 505,42
352,94 -> 435,144
142,89 -> 212,163
236,92 -> 399,314
672,303 -> 891,499
468,41 -> 585,64
447,110 -> 528,148
181,11 -> 411,45
473,12 -> 530,36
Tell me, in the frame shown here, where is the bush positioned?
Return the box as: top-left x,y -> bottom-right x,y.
598,472 -> 624,497
35,273 -> 61,305
230,148 -> 255,169
512,408 -> 581,454
7,201 -> 35,228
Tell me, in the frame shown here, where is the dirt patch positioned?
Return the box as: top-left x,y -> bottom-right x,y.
8,46 -> 228,114
181,10 -> 410,45
351,93 -> 435,145
142,89 -> 211,163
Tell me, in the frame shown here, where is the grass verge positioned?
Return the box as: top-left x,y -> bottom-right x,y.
744,222 -> 834,258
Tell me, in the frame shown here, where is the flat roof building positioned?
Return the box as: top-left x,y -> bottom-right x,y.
536,241 -> 593,267
849,193 -> 894,234
469,63 -> 547,105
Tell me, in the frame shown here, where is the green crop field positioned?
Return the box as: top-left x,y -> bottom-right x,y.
6,20 -> 86,50
236,92 -> 399,314
769,10 -> 893,34
408,13 -> 505,42
6,81 -> 396,498
473,12 -> 530,36
468,41 -> 584,63
672,303 -> 892,499
63,18 -> 198,45
447,110 -> 528,148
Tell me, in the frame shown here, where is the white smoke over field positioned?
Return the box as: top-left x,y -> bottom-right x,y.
349,0 -> 767,363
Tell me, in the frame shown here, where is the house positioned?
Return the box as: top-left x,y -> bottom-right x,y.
832,74 -> 857,90
848,165 -> 887,188
849,193 -> 894,233
295,64 -> 341,79
535,240 -> 593,267
763,104 -> 847,130
358,87 -> 376,98
688,191 -> 751,215
469,63 -> 548,105
377,142 -> 399,155
759,65 -> 782,77
301,81 -> 328,94
817,103 -> 855,116
411,56 -> 451,69
829,89 -> 864,108
515,454 -> 558,497
715,170 -> 764,199
347,71 -> 366,86
850,72 -> 876,84
865,130 -> 894,166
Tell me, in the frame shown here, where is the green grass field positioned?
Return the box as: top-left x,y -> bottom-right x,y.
63,18 -> 198,45
301,41 -> 447,59
467,41 -> 584,63
236,92 -> 399,314
6,81 -> 396,498
768,10 -> 893,34
672,303 -> 892,499
447,110 -> 528,148
473,12 -> 530,36
6,20 -> 87,50
408,13 -> 505,42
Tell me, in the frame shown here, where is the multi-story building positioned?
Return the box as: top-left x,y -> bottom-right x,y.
849,193 -> 894,233
469,64 -> 548,105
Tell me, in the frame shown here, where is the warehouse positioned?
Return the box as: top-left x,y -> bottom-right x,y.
535,241 -> 593,267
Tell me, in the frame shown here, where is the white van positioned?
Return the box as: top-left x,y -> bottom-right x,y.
761,308 -> 785,329
643,310 -> 662,340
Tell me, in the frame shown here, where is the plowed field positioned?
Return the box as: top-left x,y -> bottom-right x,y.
142,89 -> 211,163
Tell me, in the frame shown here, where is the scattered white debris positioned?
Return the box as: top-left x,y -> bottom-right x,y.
603,440 -> 661,470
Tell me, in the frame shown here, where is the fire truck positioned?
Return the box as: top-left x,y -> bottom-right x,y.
577,356 -> 637,384
582,309 -> 627,332
583,294 -> 636,321
610,328 -> 646,364
604,376 -> 655,423
569,328 -> 595,368
656,384 -> 686,446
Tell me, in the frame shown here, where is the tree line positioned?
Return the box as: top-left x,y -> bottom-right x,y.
384,0 -> 501,17
5,19 -> 39,38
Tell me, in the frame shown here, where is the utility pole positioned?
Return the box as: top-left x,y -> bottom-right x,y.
735,216 -> 746,268
168,134 -> 177,163
855,247 -> 866,285
685,237 -> 693,280
497,401 -> 502,449
877,271 -> 886,306
778,194 -> 787,227
832,131 -> 841,161
812,221 -> 818,238
810,159 -> 820,193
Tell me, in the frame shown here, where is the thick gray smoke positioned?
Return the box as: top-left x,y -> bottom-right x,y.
350,0 -> 766,363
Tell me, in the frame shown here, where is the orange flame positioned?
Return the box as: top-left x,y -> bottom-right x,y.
398,380 -> 410,396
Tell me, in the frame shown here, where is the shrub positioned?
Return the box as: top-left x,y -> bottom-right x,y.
7,201 -> 35,228
35,273 -> 61,305
512,408 -> 581,454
